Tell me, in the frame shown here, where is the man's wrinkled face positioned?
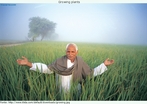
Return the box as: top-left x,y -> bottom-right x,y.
66,44 -> 78,62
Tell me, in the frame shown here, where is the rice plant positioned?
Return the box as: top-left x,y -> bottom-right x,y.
0,41 -> 147,100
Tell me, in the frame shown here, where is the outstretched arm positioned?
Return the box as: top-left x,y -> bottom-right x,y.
93,58 -> 114,76
17,56 -> 53,74
17,56 -> 32,67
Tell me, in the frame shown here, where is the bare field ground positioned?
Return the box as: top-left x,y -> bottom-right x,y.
0,40 -> 29,47
0,43 -> 22,47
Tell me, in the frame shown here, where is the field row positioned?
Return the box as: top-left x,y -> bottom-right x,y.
0,41 -> 147,100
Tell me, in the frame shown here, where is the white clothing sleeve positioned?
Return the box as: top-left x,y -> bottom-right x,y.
30,63 -> 53,74
93,63 -> 108,76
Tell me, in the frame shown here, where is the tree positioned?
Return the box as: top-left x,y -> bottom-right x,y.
28,32 -> 39,41
28,17 -> 56,41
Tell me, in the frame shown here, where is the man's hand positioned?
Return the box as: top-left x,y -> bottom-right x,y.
104,58 -> 114,66
17,56 -> 32,67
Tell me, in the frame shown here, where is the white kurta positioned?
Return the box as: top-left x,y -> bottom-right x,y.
30,59 -> 107,92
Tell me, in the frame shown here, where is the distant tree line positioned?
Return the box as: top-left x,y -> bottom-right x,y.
27,17 -> 57,41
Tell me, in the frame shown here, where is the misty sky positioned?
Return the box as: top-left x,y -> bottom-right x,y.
0,3 -> 147,45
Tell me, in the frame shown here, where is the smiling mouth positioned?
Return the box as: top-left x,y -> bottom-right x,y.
68,56 -> 72,58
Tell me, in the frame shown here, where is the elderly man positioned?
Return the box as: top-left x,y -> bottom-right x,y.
17,43 -> 114,92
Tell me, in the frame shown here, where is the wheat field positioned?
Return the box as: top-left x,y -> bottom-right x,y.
0,41 -> 147,100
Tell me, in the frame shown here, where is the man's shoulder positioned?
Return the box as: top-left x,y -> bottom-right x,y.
52,55 -> 67,65
77,56 -> 82,59
56,55 -> 67,61
76,56 -> 84,62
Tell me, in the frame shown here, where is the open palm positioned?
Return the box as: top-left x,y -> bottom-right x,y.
104,58 -> 114,66
17,56 -> 29,65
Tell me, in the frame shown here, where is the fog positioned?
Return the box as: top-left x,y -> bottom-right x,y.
0,3 -> 147,45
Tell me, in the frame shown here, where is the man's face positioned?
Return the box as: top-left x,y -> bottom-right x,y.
66,44 -> 78,62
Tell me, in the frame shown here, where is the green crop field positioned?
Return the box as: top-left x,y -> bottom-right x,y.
0,41 -> 147,100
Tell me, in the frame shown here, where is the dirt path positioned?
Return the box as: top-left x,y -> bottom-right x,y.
0,43 -> 22,47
